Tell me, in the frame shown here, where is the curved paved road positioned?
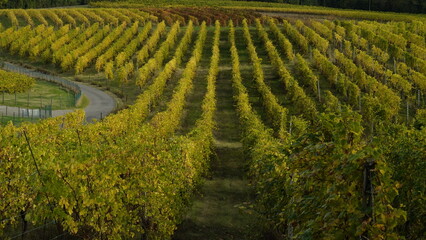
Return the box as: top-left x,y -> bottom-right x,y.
1,62 -> 116,123
76,81 -> 116,122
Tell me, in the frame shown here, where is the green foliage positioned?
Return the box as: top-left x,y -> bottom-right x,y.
136,21 -> 183,86
114,21 -> 153,67
1,0 -> 89,8
95,21 -> 140,72
0,69 -> 35,93
75,22 -> 127,74
281,19 -> 309,54
294,53 -> 318,95
0,12 -> 424,240
0,20 -> 212,240
281,108 -> 405,239
381,125 -> 426,239
267,18 -> 294,61
295,19 -> 329,54
135,21 -> 167,65
90,0 -> 426,16
256,19 -> 318,121
415,109 -> 426,128
323,89 -> 340,111
242,19 -> 288,139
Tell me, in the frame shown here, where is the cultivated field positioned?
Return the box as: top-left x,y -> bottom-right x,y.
0,2 -> 425,240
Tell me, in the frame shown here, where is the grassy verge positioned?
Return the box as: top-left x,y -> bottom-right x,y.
76,94 -> 90,109
0,49 -> 125,110
0,80 -> 76,110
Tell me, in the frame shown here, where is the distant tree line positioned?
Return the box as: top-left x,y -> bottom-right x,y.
251,0 -> 425,14
0,0 -> 89,8
0,0 -> 424,13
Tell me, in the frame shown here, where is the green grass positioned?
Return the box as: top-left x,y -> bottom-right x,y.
177,27 -> 213,135
0,49 -> 129,111
174,26 -> 262,240
76,94 -> 90,109
0,80 -> 76,110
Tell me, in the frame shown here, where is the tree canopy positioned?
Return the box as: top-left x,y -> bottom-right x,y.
263,0 -> 425,14
0,0 -> 424,15
310,0 -> 425,14
0,0 -> 89,8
